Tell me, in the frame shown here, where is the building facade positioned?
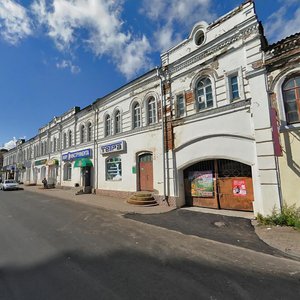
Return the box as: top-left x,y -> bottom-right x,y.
3,1 -> 298,215
265,33 -> 300,208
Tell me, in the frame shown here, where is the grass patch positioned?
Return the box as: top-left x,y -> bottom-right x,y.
257,203 -> 300,229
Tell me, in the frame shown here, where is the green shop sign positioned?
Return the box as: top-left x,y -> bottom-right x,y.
35,159 -> 47,166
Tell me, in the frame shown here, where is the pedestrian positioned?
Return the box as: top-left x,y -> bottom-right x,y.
42,177 -> 48,189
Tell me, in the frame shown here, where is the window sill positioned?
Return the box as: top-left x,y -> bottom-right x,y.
280,123 -> 300,132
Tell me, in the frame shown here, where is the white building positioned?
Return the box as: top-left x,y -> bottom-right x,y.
3,1 -> 291,216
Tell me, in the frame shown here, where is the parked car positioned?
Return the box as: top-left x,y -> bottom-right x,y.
0,180 -> 19,191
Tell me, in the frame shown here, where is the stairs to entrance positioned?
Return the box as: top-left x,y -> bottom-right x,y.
127,192 -> 158,206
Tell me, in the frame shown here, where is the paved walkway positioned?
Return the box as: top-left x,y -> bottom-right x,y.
21,185 -> 300,259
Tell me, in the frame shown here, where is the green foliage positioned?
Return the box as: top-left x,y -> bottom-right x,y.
256,203 -> 300,229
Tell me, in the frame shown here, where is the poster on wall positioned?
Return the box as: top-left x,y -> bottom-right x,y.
189,171 -> 214,197
232,179 -> 247,196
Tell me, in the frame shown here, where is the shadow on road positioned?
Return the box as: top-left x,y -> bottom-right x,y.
0,249 -> 299,300
125,210 -> 289,258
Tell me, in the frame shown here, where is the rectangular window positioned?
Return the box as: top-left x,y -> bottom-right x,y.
176,94 -> 185,117
106,156 -> 122,181
230,75 -> 239,100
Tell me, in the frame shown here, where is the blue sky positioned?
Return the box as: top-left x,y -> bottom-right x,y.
0,0 -> 299,149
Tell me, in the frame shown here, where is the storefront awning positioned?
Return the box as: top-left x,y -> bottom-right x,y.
74,158 -> 93,168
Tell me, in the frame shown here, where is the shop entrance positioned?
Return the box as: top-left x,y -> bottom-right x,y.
82,167 -> 91,187
138,153 -> 153,191
184,159 -> 253,211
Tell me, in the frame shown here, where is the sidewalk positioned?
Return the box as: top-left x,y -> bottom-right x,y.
22,185 -> 300,259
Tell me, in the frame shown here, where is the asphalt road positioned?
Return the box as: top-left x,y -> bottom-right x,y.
0,190 -> 300,300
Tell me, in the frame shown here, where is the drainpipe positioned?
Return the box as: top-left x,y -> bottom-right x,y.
156,66 -> 169,205
93,104 -> 99,193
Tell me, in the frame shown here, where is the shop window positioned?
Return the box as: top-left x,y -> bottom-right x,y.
229,74 -> 239,101
63,162 -> 72,181
80,125 -> 85,143
176,94 -> 185,117
114,110 -> 121,134
106,156 -> 122,181
68,130 -> 72,147
147,97 -> 157,125
41,166 -> 46,179
133,102 -> 141,128
105,114 -> 111,137
195,77 -> 214,111
87,122 -> 92,142
282,76 -> 300,124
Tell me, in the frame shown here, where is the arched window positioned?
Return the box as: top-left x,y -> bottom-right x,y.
282,76 -> 300,124
147,97 -> 157,125
44,141 -> 47,154
114,110 -> 121,134
80,125 -> 85,143
133,102 -> 141,128
196,77 -> 214,110
105,114 -> 111,137
68,130 -> 72,147
63,133 -> 67,149
87,122 -> 92,142
63,162 -> 72,181
53,138 -> 57,152
41,143 -> 44,156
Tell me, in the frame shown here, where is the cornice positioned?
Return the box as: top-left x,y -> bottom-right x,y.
169,24 -> 259,75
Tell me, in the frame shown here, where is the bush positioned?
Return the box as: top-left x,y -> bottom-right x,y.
256,203 -> 300,229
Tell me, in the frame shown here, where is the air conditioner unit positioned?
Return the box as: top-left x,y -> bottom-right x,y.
197,96 -> 203,103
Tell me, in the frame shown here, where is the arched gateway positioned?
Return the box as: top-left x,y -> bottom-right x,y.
184,159 -> 254,211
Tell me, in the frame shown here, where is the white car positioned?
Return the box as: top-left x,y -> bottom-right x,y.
0,180 -> 19,191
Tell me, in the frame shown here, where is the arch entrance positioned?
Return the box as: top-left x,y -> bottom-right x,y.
184,159 -> 254,211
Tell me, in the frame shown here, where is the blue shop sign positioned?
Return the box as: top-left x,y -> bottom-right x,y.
100,141 -> 126,154
62,148 -> 92,161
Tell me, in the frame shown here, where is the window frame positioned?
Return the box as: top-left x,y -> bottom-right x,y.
147,96 -> 157,125
105,114 -> 111,137
63,132 -> 67,149
106,156 -> 122,181
175,93 -> 186,118
87,122 -> 92,142
80,125 -> 85,144
68,130 -> 72,147
133,102 -> 141,129
63,162 -> 72,181
225,68 -> 245,103
195,77 -> 214,111
114,110 -> 121,134
282,76 -> 300,124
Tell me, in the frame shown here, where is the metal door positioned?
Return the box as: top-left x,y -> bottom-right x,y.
139,153 -> 153,191
217,160 -> 253,211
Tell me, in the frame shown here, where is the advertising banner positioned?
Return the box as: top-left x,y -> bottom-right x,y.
189,171 -> 214,197
232,179 -> 247,196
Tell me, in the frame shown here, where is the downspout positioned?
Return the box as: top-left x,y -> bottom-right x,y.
156,66 -> 169,205
93,105 -> 99,193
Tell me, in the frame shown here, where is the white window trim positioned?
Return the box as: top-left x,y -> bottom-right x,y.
194,76 -> 217,112
274,69 -> 300,128
175,92 -> 186,118
132,101 -> 142,129
146,97 -> 158,125
225,67 -> 245,103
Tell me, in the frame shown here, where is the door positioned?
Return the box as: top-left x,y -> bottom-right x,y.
217,160 -> 253,211
139,153 -> 153,191
83,167 -> 91,187
184,159 -> 254,211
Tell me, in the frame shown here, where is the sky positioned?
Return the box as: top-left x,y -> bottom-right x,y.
0,0 -> 299,149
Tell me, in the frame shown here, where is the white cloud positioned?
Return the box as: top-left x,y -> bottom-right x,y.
31,0 -> 151,79
141,0 -> 215,51
0,0 -> 32,44
56,59 -> 81,74
265,1 -> 300,42
4,137 -> 17,150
